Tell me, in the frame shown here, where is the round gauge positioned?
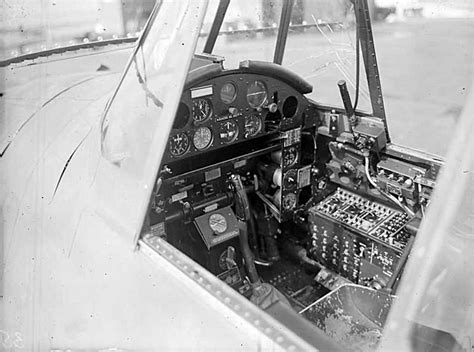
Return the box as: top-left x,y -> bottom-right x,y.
282,193 -> 297,210
219,120 -> 239,143
283,169 -> 297,189
246,81 -> 267,109
209,213 -> 228,234
220,82 -> 237,104
169,132 -> 190,157
192,98 -> 213,122
244,115 -> 262,138
283,147 -> 299,167
193,126 -> 213,150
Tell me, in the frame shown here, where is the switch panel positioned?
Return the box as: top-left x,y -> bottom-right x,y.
308,188 -> 412,287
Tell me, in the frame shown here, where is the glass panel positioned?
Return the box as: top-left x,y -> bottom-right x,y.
0,0 -> 155,61
283,0 -> 372,113
381,91 -> 474,352
198,0 -> 282,69
101,0 -> 198,177
198,0 -> 370,112
372,4 -> 473,156
97,0 -> 208,242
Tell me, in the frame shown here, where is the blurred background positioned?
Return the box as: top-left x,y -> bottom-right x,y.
1,0 -> 472,59
0,0 -> 154,55
1,0 -> 473,156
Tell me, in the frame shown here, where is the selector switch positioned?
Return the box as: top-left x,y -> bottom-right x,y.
228,107 -> 239,115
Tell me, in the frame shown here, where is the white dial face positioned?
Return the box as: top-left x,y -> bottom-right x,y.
209,213 -> 228,234
193,126 -> 213,150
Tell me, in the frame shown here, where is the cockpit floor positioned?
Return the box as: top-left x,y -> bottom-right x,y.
258,258 -> 329,312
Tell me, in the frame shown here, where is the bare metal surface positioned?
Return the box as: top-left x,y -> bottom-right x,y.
302,284 -> 394,352
380,90 -> 474,352
141,235 -> 317,352
0,38 -> 137,68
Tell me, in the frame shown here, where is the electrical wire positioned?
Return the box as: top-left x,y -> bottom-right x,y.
417,182 -> 426,217
364,156 -> 415,217
364,156 -> 379,189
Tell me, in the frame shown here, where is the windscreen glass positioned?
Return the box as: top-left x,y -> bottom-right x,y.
200,0 -> 473,157
198,0 -> 283,67
200,0 -> 372,113
283,0 -> 372,113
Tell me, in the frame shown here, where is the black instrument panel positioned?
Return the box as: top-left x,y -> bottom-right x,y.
164,73 -> 308,163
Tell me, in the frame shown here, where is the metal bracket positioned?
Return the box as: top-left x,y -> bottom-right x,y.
203,0 -> 231,54
273,0 -> 295,65
355,0 -> 390,142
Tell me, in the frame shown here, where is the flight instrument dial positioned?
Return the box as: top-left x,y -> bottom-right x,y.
282,193 -> 297,210
169,132 -> 190,157
219,120 -> 239,143
193,127 -> 213,150
283,147 -> 298,167
193,98 -> 213,122
244,115 -> 262,138
220,82 -> 237,104
246,80 -> 267,109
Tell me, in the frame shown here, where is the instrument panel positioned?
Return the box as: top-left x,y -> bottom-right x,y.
164,73 -> 307,163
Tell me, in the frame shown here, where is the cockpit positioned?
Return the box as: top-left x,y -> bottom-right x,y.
149,50 -> 436,299
1,0 -> 472,349
97,0 -> 466,350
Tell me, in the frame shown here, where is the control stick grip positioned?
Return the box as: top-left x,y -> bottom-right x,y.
229,174 -> 261,284
229,174 -> 251,221
338,80 -> 354,119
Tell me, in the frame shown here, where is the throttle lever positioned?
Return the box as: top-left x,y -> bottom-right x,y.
338,80 -> 357,127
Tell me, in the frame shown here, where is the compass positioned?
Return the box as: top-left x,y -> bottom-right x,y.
209,213 -> 228,234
